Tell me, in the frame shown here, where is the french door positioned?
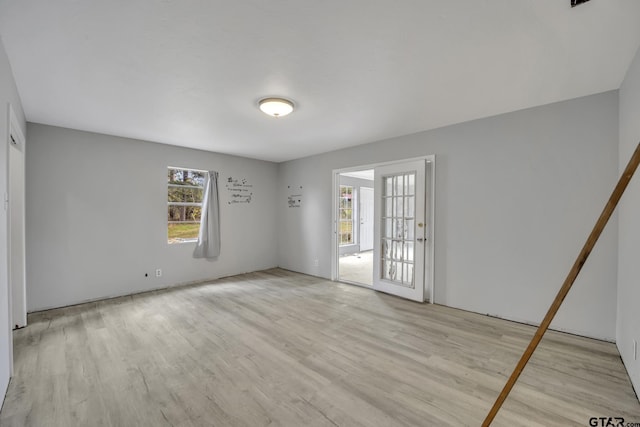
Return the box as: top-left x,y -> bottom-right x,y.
373,160 -> 428,302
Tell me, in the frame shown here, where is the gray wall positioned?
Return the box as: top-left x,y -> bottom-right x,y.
618,46 -> 640,395
26,124 -> 278,311
278,91 -> 619,340
0,36 -> 26,405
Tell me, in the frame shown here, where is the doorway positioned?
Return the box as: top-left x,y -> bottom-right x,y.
333,156 -> 435,302
336,170 -> 374,286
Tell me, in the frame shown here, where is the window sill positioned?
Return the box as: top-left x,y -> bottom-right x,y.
168,238 -> 198,245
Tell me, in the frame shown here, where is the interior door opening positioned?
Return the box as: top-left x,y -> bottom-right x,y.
337,170 -> 374,287
333,157 -> 434,302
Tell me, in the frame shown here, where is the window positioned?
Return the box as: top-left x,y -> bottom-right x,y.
339,185 -> 354,245
167,167 -> 205,243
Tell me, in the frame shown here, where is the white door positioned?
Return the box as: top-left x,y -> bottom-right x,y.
359,187 -> 374,251
373,160 -> 426,302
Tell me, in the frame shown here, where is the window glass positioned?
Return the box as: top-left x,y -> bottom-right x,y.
168,168 -> 205,243
339,185 -> 354,245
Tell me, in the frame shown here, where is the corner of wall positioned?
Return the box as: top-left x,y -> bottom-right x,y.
616,44 -> 640,400
0,33 -> 27,408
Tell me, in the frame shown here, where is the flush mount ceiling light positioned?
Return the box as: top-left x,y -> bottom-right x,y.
258,97 -> 294,117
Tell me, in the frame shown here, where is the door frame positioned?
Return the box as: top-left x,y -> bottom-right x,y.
331,155 -> 435,302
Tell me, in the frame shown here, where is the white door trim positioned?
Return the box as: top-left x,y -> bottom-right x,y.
427,158 -> 435,303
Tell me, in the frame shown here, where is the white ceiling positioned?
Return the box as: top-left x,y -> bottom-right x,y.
1,1 -> 640,163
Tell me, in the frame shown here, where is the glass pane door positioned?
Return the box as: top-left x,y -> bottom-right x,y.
373,160 -> 427,302
381,173 -> 415,288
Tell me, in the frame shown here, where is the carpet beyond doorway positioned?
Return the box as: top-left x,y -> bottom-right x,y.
339,251 -> 373,286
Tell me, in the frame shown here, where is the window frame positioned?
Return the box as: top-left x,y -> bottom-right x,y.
338,185 -> 355,246
167,166 -> 207,244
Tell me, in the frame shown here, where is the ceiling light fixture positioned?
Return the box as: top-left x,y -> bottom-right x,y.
258,97 -> 294,117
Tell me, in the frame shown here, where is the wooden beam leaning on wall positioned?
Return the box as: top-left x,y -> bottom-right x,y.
483,141 -> 640,426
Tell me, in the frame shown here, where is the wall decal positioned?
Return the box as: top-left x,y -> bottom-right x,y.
287,185 -> 303,208
226,177 -> 253,204
571,0 -> 591,7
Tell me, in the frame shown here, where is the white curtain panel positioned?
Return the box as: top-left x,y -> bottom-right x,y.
193,171 -> 221,259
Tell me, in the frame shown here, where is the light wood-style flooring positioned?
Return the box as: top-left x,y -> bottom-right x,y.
0,269 -> 638,426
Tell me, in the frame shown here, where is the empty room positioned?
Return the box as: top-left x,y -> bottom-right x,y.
1,1 -> 640,426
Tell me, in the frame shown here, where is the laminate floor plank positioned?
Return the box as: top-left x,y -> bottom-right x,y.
1,268 -> 638,426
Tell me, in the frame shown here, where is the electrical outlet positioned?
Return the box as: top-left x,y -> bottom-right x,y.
155,269 -> 162,277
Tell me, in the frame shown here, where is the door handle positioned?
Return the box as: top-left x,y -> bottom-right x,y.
417,237 -> 424,243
